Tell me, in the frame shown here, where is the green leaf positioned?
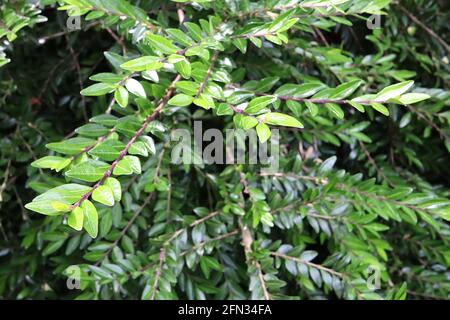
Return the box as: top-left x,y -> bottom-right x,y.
397,93 -> 430,105
65,160 -> 109,182
129,141 -> 149,156
89,73 -> 122,83
305,101 -> 319,116
175,59 -> 191,79
193,94 -> 215,109
176,81 -> 200,95
105,177 -> 122,202
232,38 -> 247,53
166,28 -> 194,46
246,96 -> 277,114
120,56 -> 163,71
89,139 -> 124,161
46,137 -> 96,155
81,83 -> 117,96
139,136 -> 156,155
199,256 -> 222,279
256,123 -> 271,143
263,112 -> 303,128
82,200 -> 98,238
375,81 -> 414,101
92,185 -> 115,207
330,80 -> 363,99
75,124 -> 109,138
113,156 -> 141,175
125,78 -> 146,98
31,156 -> 71,172
326,103 -> 344,119
371,103 -> 389,116
275,83 -> 325,98
169,94 -> 194,107
147,34 -> 178,54
242,116 -> 258,130
216,103 -> 234,116
68,207 -> 84,231
348,101 -> 365,112
26,184 -> 92,216
115,86 -> 129,108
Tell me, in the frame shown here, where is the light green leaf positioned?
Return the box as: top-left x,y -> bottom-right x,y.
81,83 -> 117,96
246,95 -> 277,114
46,137 -> 96,155
82,200 -> 98,238
262,112 -> 304,128
105,177 -> 122,202
375,81 -> 414,101
31,156 -> 71,172
330,80 -> 363,99
256,123 -> 271,143
113,156 -> 141,175
371,103 -> 389,116
242,116 -> 258,130
65,160 -> 109,182
92,185 -> 115,207
68,207 -> 84,231
168,94 -> 194,107
326,103 -> 344,119
147,34 -> 178,54
398,93 -> 430,105
120,56 -> 163,71
175,59 -> 191,79
115,86 -> 129,108
125,78 -> 146,98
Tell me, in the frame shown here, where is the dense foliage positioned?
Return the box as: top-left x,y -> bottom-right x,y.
0,0 -> 449,300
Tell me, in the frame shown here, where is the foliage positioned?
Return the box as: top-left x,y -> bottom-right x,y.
0,0 -> 449,300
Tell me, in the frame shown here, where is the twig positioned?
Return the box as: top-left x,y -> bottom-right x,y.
398,4 -> 450,54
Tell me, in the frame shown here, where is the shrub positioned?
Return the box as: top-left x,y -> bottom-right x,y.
0,0 -> 449,300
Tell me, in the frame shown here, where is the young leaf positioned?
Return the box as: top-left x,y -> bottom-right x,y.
82,200 -> 98,238
68,207 -> 84,231
120,56 -> 163,71
105,177 -> 122,202
92,185 -> 115,207
115,86 -> 129,108
169,94 -> 194,107
256,123 -> 271,143
263,112 -> 304,128
246,96 -> 277,114
65,160 -> 110,182
375,81 -> 414,101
